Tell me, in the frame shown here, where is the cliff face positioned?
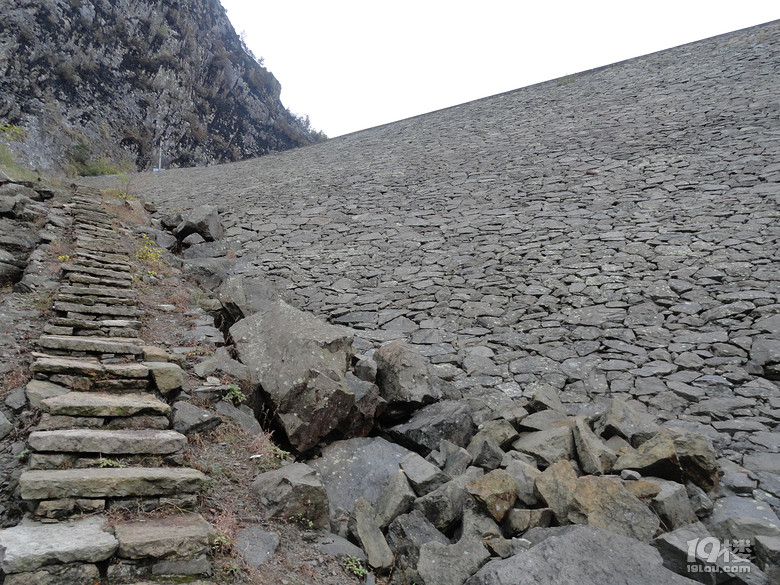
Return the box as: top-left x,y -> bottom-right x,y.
0,0 -> 316,171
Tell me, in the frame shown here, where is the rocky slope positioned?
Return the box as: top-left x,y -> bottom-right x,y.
0,0 -> 316,172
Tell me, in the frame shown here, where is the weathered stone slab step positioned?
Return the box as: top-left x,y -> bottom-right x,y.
29,452 -> 178,471
38,335 -> 143,355
61,262 -> 133,280
33,413 -> 170,432
32,355 -> 148,378
74,243 -> 129,259
51,327 -> 141,339
41,392 -> 170,417
114,513 -> 214,560
74,260 -> 133,274
56,293 -> 137,306
0,516 -> 117,574
28,429 -> 186,455
73,213 -> 111,224
54,301 -> 140,316
75,250 -> 131,264
120,581 -> 216,585
66,273 -> 134,288
60,284 -> 136,298
73,222 -> 113,233
19,467 -> 208,500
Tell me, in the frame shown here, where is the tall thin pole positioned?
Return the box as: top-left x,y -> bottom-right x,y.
158,144 -> 162,169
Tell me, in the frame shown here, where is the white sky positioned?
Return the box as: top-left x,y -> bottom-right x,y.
220,1 -> 778,138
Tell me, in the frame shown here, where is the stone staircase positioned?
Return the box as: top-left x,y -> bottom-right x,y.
0,188 -> 215,584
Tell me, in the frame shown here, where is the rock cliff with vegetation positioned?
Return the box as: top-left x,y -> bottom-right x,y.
0,0 -> 320,173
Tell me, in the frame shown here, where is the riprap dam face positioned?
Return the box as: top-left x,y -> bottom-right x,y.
135,21 -> 779,422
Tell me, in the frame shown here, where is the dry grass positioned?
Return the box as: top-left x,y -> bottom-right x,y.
2,367 -> 30,394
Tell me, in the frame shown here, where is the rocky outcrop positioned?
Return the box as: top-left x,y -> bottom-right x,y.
0,0 -> 317,172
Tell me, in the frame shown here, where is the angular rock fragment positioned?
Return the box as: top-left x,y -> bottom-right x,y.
613,428 -> 719,492
401,452 -> 450,496
388,399 -> 474,454
374,470 -> 416,529
231,299 -> 356,451
349,498 -> 393,570
466,469 -> 518,522
310,437 -> 413,516
173,205 -> 224,242
512,426 -> 574,468
466,525 -> 699,585
418,535 -> 491,585
568,476 -> 660,542
374,341 -> 443,420
172,401 -> 222,435
387,510 -> 449,584
594,397 -> 659,446
250,463 -> 329,529
534,460 -> 578,524
572,416 -> 617,475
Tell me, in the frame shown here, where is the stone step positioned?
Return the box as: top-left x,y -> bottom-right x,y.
74,250 -> 131,264
114,513 -> 214,561
41,392 -> 170,417
60,284 -> 137,298
56,293 -> 137,306
65,273 -> 134,288
38,335 -> 143,355
74,258 -> 133,272
34,413 -> 171,432
0,516 -> 117,574
51,317 -> 142,332
32,355 -> 148,378
61,262 -> 133,281
28,429 -> 186,455
44,324 -> 141,338
120,582 -> 216,585
19,467 -> 209,500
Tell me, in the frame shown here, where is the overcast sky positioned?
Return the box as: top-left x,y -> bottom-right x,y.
220,1 -> 778,138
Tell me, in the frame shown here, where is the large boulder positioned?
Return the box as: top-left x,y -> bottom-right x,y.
231,299 -> 357,452
338,373 -> 387,438
250,462 -> 329,529
173,205 -> 224,242
387,510 -> 449,584
466,469 -> 518,522
388,399 -> 474,455
415,468 -> 482,535
465,525 -> 700,585
534,460 -> 578,524
418,535 -> 491,585
594,397 -> 659,447
568,476 -> 660,542
217,274 -> 286,321
309,437 -> 414,517
653,522 -> 767,585
512,426 -> 575,468
613,428 -> 720,492
374,342 -> 442,421
348,498 -> 393,570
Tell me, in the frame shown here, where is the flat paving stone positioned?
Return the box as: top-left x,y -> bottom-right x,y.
0,516 -> 117,573
41,392 -> 171,417
28,429 -> 186,455
38,335 -> 143,355
114,513 -> 213,560
19,467 -> 208,500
